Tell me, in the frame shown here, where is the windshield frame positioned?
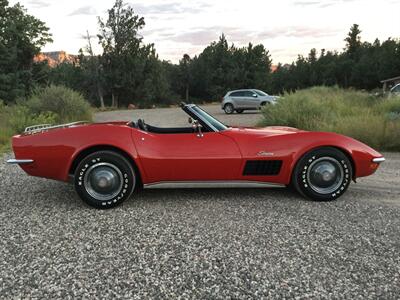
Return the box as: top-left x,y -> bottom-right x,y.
254,89 -> 269,96
183,104 -> 228,132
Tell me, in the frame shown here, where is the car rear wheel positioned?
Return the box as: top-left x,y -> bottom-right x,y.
236,109 -> 244,113
224,103 -> 234,114
292,147 -> 352,201
74,151 -> 136,209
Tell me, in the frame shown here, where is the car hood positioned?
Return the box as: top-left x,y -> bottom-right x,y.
260,95 -> 278,100
227,126 -> 304,137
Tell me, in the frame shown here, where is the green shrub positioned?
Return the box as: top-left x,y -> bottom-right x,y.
333,114 -> 386,150
0,103 -> 58,153
6,105 -> 57,133
25,85 -> 92,123
0,86 -> 93,154
259,86 -> 400,151
0,101 -> 12,153
377,96 -> 400,114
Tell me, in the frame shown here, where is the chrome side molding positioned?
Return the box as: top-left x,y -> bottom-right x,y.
372,157 -> 385,163
6,159 -> 34,164
144,180 -> 285,189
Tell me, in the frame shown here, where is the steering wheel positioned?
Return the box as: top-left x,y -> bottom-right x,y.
137,119 -> 148,132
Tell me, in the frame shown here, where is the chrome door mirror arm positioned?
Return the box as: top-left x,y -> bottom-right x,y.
192,120 -> 204,138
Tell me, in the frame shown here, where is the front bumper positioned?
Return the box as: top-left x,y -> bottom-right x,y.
6,159 -> 34,164
372,157 -> 385,163
366,156 -> 385,175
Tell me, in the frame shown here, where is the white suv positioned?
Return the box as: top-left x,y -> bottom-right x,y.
390,84 -> 400,96
221,89 -> 278,114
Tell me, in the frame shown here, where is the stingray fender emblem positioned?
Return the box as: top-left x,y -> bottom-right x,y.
257,151 -> 274,157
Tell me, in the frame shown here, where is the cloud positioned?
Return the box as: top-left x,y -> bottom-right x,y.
28,0 -> 50,8
142,27 -> 175,36
293,1 -> 321,6
161,25 -> 340,46
68,6 -> 97,16
163,26 -> 253,45
257,26 -> 340,39
131,2 -> 210,15
168,30 -> 219,45
292,0 -> 359,8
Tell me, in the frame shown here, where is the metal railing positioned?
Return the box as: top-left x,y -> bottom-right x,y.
24,121 -> 89,135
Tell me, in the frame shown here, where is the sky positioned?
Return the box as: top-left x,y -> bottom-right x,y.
10,0 -> 400,64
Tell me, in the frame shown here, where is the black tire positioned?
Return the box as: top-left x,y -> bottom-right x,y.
74,151 -> 136,209
259,102 -> 267,110
224,103 -> 234,114
292,147 -> 352,201
236,109 -> 244,113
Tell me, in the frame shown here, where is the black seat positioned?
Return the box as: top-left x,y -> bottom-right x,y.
137,119 -> 148,131
128,121 -> 137,128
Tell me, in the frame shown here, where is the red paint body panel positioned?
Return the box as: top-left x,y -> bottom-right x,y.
131,130 -> 242,183
12,123 -> 145,182
11,121 -> 383,185
222,127 -> 382,184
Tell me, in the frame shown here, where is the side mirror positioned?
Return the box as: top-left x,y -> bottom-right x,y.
252,94 -> 258,98
192,120 -> 203,138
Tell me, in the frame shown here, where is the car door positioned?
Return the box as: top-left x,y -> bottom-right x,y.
131,129 -> 243,183
231,91 -> 246,108
243,91 -> 260,108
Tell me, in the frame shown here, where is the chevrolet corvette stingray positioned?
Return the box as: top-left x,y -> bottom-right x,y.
7,103 -> 385,208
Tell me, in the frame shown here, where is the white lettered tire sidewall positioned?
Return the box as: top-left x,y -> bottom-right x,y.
292,147 -> 353,201
74,151 -> 136,209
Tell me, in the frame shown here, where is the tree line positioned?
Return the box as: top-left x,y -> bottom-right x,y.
272,25 -> 400,94
1,0 -> 400,108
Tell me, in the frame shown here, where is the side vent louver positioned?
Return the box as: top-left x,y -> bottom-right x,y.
243,160 -> 283,176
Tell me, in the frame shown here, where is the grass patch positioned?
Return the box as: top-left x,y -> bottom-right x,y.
259,86 -> 400,151
0,85 -> 92,154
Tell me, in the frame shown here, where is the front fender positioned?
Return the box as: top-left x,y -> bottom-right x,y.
287,132 -> 383,181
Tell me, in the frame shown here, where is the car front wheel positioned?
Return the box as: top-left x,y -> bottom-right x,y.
292,147 -> 352,201
74,151 -> 136,209
224,103 -> 234,114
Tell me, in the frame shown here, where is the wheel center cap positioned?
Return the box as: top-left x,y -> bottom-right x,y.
89,166 -> 121,194
84,162 -> 124,202
98,177 -> 109,188
307,157 -> 344,194
322,170 -> 334,181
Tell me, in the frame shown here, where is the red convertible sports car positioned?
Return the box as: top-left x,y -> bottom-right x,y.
7,103 -> 385,209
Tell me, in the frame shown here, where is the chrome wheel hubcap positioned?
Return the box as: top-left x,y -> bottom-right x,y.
84,162 -> 123,201
225,105 -> 233,113
307,157 -> 344,194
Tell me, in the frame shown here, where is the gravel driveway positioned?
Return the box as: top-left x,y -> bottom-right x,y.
1,105 -> 399,298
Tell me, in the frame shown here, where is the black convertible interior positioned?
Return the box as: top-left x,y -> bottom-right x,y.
130,119 -> 196,134
128,103 -> 221,134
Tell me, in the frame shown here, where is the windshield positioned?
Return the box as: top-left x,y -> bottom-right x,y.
254,90 -> 268,96
391,84 -> 400,93
191,106 -> 228,131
